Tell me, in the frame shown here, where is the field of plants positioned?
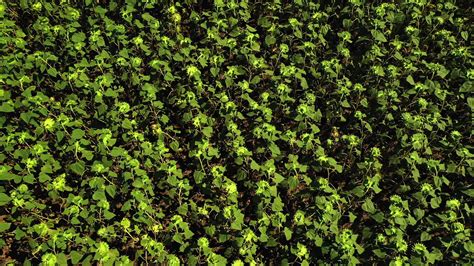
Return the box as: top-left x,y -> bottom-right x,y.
0,0 -> 473,265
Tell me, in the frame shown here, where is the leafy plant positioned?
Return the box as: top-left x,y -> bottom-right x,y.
0,0 -> 472,265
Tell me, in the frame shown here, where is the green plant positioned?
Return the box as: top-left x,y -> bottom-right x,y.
0,0 -> 472,264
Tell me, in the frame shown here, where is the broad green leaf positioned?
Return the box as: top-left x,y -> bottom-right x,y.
0,222 -> 11,232
467,97 -> 474,111
110,147 -> 125,157
202,127 -> 213,138
92,190 -> 106,201
362,198 -> 376,214
314,235 -> 323,247
71,32 -> 86,43
47,67 -> 58,77
430,197 -> 441,209
284,227 -> 292,240
69,161 -> 86,175
0,173 -> 20,181
250,160 -> 260,170
272,196 -> 283,212
0,102 -> 14,112
462,189 -> 474,197
372,30 -> 387,42
0,193 -> 11,206
170,141 -> 179,152
70,251 -> 83,264
71,129 -> 85,140
269,143 -> 281,157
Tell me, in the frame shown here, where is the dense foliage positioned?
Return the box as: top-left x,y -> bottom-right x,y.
0,0 -> 473,265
